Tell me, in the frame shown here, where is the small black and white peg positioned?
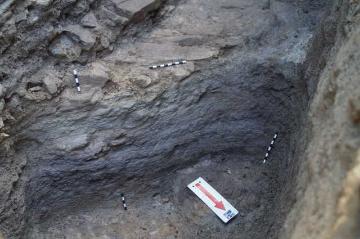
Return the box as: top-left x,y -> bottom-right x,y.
73,69 -> 81,92
149,60 -> 187,69
263,133 -> 278,164
121,193 -> 127,210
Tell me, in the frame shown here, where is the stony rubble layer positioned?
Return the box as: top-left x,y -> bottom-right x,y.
0,0 -> 165,137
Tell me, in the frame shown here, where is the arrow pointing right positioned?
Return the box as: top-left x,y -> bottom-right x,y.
195,182 -> 226,210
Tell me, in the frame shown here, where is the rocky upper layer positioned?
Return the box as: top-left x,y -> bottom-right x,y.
0,0 -> 163,139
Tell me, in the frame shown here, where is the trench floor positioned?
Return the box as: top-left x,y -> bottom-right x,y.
27,152 -> 280,239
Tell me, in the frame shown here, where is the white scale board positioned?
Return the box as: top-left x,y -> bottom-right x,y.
187,177 -> 238,223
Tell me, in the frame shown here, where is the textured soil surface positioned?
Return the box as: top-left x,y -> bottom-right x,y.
27,155 -> 278,239
0,0 -> 359,239
22,1 -> 312,237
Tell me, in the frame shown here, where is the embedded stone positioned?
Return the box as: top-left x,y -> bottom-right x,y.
112,0 -> 161,20
55,134 -> 89,152
49,34 -> 82,61
81,12 -> 98,28
81,62 -> 110,88
64,25 -> 96,50
30,0 -> 53,7
130,75 -> 152,88
42,74 -> 62,95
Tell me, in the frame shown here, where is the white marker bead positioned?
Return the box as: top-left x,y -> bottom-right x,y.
262,133 -> 278,163
121,193 -> 127,210
73,69 -> 81,92
149,60 -> 187,69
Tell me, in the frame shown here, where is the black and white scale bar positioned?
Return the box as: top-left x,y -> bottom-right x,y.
121,193 -> 127,210
263,133 -> 278,164
149,60 -> 187,69
73,69 -> 81,92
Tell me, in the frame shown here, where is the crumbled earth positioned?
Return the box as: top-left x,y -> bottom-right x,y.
0,0 -> 359,239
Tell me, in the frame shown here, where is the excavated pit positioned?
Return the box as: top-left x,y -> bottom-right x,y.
22,59 -> 301,239
0,0 -> 343,238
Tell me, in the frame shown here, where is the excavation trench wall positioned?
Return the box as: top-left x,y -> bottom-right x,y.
22,59 -> 300,218
1,0 -> 359,239
276,1 -> 360,238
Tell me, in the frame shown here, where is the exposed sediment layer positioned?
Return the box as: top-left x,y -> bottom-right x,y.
0,0 -> 359,239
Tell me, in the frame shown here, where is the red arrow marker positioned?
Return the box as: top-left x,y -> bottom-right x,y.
195,182 -> 226,210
